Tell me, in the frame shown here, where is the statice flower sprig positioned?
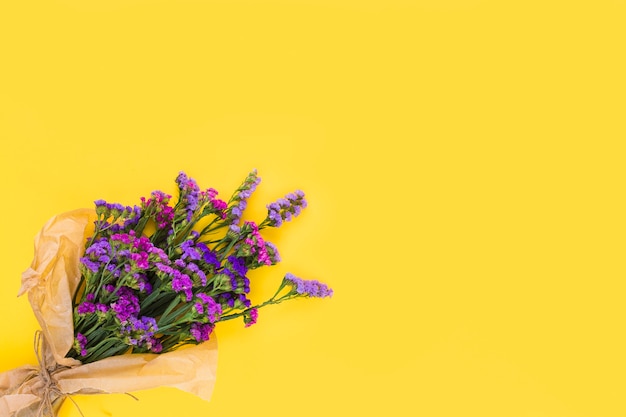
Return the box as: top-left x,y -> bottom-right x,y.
261,190 -> 307,228
69,170 -> 331,364
219,272 -> 333,325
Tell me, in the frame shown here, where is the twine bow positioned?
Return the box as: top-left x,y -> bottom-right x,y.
32,331 -> 83,417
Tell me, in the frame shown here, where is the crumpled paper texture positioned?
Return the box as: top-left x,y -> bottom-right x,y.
0,209 -> 218,416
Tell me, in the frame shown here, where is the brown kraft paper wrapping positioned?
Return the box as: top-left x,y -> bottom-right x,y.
0,209 -> 218,416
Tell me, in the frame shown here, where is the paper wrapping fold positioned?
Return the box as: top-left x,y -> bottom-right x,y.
0,209 -> 218,416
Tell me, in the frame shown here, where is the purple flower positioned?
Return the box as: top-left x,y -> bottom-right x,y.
227,255 -> 248,277
156,263 -> 174,274
121,316 -> 158,337
125,206 -> 142,227
150,338 -> 163,353
267,203 -> 283,227
149,246 -> 169,263
94,200 -> 108,216
197,243 -> 220,268
80,257 -> 100,273
181,240 -> 201,261
231,206 -> 242,221
75,333 -> 88,356
227,224 -> 241,239
176,171 -> 201,222
85,238 -> 112,258
222,268 -> 238,291
190,322 -> 214,342
120,316 -> 162,353
226,170 -> 261,224
220,292 -> 235,308
132,273 -> 153,294
265,190 -> 307,227
111,286 -> 140,322
284,273 -> 333,298
237,293 -> 251,308
195,269 -> 207,286
106,263 -> 122,278
171,270 -> 194,301
186,262 -> 199,273
77,301 -> 96,315
107,203 -> 125,216
195,293 -> 222,322
194,302 -> 204,314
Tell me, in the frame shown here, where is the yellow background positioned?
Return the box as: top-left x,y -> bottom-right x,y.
1,0 -> 625,416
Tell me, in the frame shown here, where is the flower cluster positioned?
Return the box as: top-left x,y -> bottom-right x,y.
70,171 -> 332,364
264,190 -> 307,228
284,272 -> 334,298
225,169 -> 261,225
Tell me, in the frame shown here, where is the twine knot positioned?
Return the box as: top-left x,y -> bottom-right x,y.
33,331 -> 83,417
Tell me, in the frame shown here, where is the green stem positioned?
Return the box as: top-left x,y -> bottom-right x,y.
159,297 -> 188,326
218,292 -> 298,322
84,337 -> 121,363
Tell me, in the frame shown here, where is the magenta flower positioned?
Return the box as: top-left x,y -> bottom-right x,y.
244,308 -> 258,327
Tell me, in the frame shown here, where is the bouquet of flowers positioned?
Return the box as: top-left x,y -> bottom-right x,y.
0,170 -> 332,417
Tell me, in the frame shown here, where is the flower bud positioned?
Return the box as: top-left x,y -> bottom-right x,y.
212,273 -> 232,290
